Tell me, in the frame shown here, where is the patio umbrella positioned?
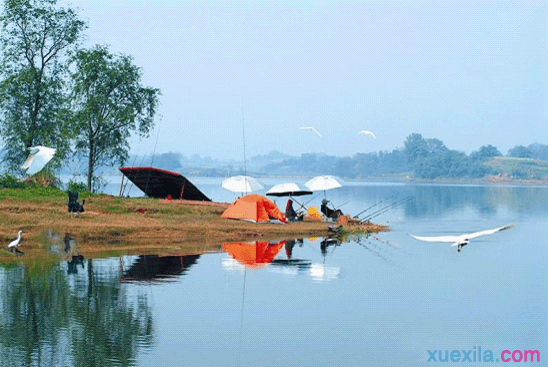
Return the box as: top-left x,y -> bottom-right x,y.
21,145 -> 56,175
266,182 -> 312,197
221,175 -> 264,194
304,175 -> 342,200
266,182 -> 312,212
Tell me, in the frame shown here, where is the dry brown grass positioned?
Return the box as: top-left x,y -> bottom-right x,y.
0,193 -> 387,262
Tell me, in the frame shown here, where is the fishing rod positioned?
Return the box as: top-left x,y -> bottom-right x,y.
353,193 -> 398,219
303,193 -> 321,207
361,196 -> 412,222
330,199 -> 351,210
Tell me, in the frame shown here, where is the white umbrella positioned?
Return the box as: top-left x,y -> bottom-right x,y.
222,175 -> 265,193
305,175 -> 343,201
21,145 -> 56,175
267,182 -> 313,213
305,175 -> 342,192
266,183 -> 312,197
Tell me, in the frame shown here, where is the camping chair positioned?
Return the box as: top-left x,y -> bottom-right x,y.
67,191 -> 85,217
321,199 -> 343,221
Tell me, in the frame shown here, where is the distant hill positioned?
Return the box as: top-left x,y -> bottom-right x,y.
4,139 -> 548,183
484,157 -> 548,181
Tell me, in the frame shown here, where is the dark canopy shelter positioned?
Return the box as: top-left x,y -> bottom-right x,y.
119,166 -> 211,201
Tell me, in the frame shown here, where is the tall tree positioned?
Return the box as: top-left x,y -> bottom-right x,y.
70,45 -> 160,191
0,0 -> 86,170
403,133 -> 429,164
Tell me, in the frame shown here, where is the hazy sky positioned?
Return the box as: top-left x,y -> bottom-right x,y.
60,0 -> 546,160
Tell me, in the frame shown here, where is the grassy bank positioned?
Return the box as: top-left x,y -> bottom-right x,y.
1,188 -> 386,263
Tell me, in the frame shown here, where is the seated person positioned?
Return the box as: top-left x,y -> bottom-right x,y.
321,199 -> 343,220
285,199 -> 304,221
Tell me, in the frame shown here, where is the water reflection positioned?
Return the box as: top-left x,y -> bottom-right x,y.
219,238 -> 346,282
221,240 -> 286,269
0,258 -> 154,366
403,184 -> 548,218
121,254 -> 200,283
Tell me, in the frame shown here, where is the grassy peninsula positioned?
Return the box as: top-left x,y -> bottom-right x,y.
0,187 -> 386,263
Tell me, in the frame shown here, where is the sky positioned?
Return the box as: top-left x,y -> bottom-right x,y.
60,0 -> 547,160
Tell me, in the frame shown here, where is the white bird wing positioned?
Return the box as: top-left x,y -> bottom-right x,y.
300,126 -> 322,137
410,234 -> 460,243
359,130 -> 376,139
21,153 -> 36,170
411,224 -> 513,244
464,224 -> 514,240
22,146 -> 56,174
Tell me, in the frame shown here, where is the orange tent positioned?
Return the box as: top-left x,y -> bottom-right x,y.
221,194 -> 287,223
222,240 -> 287,268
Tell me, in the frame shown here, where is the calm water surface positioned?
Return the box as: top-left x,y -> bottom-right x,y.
1,179 -> 547,366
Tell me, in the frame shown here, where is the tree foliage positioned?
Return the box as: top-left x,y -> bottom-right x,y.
470,145 -> 502,161
507,145 -> 533,158
70,45 -> 160,190
403,133 -> 494,179
0,0 -> 86,170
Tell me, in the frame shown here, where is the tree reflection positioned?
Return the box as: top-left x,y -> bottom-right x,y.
0,258 -> 153,367
403,185 -> 548,218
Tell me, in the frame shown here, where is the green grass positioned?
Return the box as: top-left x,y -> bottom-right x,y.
0,187 -> 67,201
0,186 -> 98,201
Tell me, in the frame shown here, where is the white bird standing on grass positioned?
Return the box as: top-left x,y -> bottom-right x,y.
8,230 -> 23,250
410,224 -> 513,252
358,130 -> 376,139
300,126 -> 322,137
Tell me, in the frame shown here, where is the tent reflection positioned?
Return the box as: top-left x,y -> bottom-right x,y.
221,240 -> 287,269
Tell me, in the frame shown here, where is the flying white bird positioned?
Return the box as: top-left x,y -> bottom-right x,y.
358,130 -> 376,139
300,126 -> 322,137
22,145 -> 56,175
8,230 -> 23,249
410,224 -> 513,252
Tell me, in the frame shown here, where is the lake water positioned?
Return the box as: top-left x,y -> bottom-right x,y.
1,179 -> 547,366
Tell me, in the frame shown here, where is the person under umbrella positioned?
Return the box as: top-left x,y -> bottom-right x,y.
266,182 -> 312,221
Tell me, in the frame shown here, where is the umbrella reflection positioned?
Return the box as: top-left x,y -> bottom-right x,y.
309,263 -> 340,281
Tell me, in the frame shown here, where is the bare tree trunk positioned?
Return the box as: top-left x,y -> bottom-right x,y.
87,141 -> 94,191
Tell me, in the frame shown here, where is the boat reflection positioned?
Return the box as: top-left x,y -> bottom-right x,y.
121,254 -> 200,283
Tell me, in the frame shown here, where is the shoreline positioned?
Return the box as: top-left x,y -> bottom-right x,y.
0,190 -> 387,263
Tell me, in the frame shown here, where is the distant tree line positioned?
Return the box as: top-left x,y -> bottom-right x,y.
261,133 -> 548,180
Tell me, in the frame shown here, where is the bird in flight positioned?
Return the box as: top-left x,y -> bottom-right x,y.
21,145 -> 56,175
358,130 -> 376,139
300,126 -> 322,137
8,230 -> 23,250
410,224 -> 513,252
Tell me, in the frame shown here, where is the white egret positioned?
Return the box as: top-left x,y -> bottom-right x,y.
358,130 -> 376,139
299,126 -> 322,137
410,224 -> 513,252
22,145 -> 56,175
8,230 -> 23,249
